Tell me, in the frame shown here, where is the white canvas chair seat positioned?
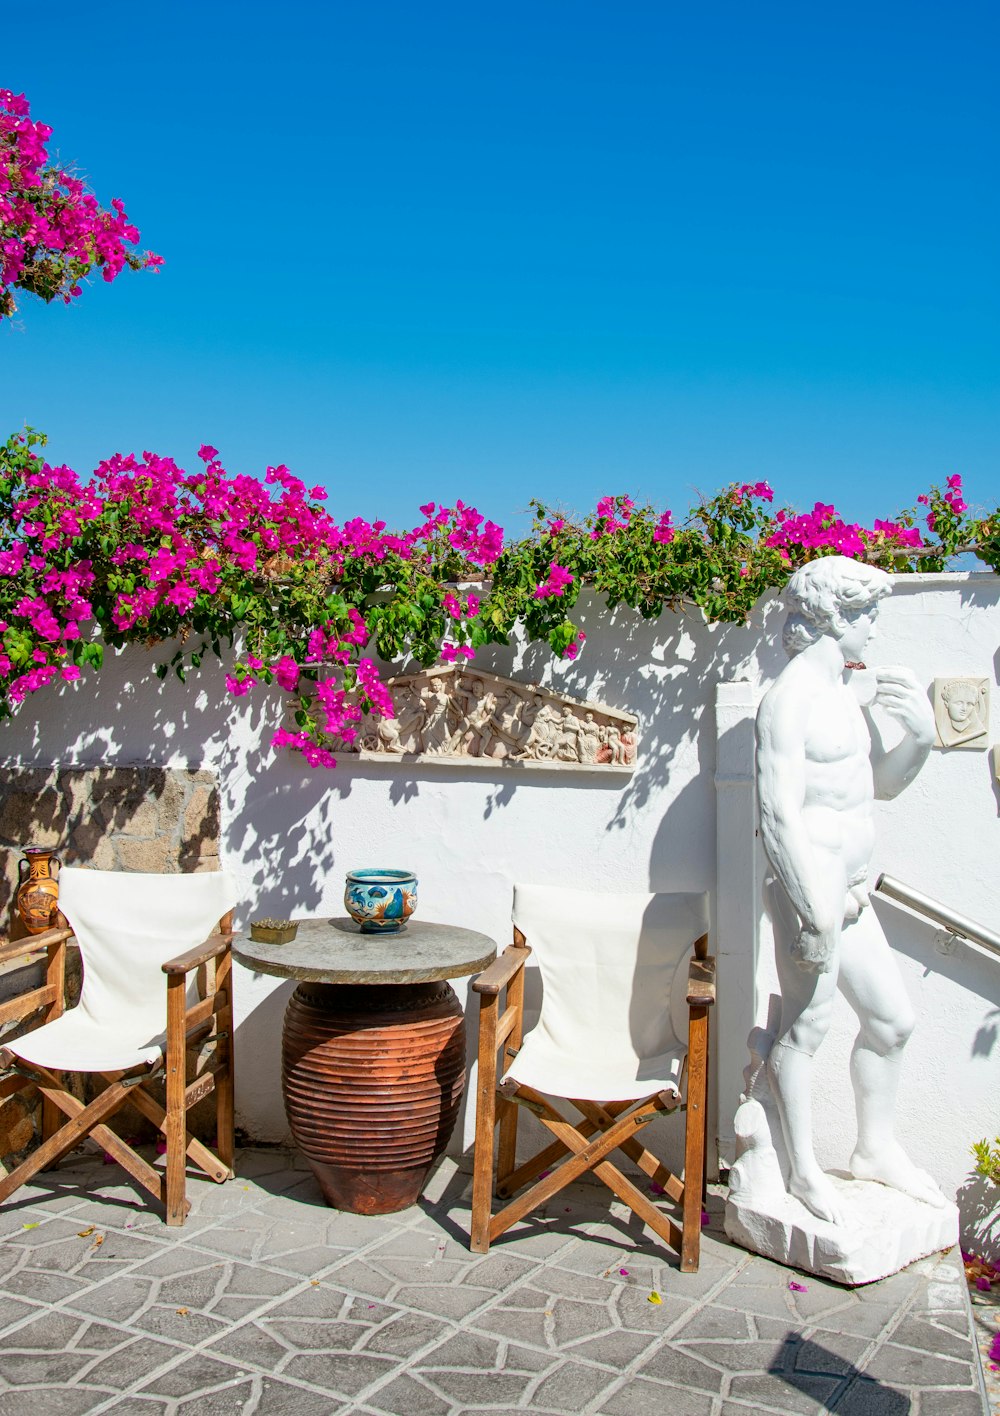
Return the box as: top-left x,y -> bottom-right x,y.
505,887 -> 706,1102
10,1010 -> 167,1074
0,866 -> 239,1226
470,883 -> 715,1271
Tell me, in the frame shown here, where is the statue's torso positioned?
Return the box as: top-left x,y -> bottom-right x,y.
799,679 -> 875,876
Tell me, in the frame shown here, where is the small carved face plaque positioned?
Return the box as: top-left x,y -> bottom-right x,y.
932,676 -> 990,749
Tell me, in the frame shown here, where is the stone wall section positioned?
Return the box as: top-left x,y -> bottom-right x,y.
0,766 -> 221,1170
0,766 -> 220,922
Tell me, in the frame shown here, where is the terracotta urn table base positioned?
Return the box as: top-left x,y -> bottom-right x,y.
235,918 -> 496,1216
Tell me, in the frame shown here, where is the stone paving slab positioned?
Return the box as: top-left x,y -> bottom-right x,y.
968,1282 -> 1000,1414
0,1147 -> 987,1415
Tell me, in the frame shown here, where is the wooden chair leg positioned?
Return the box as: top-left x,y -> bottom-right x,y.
471,992 -> 500,1254
125,1082 -> 228,1185
495,1095 -> 518,1193
489,1086 -> 679,1245
41,1075 -> 63,1159
497,1129 -> 582,1198
214,944 -> 235,1176
573,1099 -> 685,1203
164,975 -> 188,1226
496,943 -> 526,1191
702,1038 -> 710,1207
39,1076 -> 168,1207
40,938 -> 67,1164
681,1005 -> 709,1272
0,1078 -> 133,1204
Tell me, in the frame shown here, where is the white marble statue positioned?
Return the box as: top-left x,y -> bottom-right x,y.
726,556 -> 957,1283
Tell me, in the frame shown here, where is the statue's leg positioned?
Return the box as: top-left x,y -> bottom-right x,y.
838,909 -> 947,1207
767,892 -> 844,1225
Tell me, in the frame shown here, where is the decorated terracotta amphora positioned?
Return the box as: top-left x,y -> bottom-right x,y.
15,847 -> 61,935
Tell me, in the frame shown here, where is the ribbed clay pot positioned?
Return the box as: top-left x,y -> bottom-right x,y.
281,980 -> 466,1214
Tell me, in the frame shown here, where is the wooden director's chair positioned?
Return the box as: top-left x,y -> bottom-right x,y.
470,885 -> 715,1271
0,865 -> 238,1225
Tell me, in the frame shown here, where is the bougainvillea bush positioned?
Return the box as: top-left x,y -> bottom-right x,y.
0,428 -> 997,770
0,89 -> 160,320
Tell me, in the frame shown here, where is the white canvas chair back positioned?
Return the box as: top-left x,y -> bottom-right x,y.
11,867 -> 237,1074
506,884 -> 709,1102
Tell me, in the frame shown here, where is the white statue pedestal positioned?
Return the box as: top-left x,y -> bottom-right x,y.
725,1174 -> 959,1286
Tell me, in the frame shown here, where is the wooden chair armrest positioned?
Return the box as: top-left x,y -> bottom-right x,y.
687,954 -> 716,1007
162,932 -> 233,976
0,929 -> 73,969
472,945 -> 531,997
0,928 -> 73,966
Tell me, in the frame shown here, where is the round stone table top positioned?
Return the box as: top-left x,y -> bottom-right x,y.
233,917 -> 497,985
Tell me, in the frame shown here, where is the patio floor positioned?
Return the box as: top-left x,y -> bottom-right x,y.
0,1146 -> 986,1416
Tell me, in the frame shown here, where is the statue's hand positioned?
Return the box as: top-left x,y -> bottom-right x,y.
792,922 -> 838,973
873,667 -> 935,746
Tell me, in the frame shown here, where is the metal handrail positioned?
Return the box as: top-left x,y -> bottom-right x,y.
874,873 -> 1000,959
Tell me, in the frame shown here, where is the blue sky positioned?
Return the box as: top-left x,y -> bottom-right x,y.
2,1 -> 997,535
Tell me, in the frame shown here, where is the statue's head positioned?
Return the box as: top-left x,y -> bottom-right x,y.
940,677 -> 982,726
782,555 -> 892,657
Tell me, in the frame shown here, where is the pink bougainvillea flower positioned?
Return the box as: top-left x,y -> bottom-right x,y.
534,562 -> 574,600
0,422 -> 986,777
592,494 -> 635,536
274,656 -> 300,693
788,1280 -> 808,1292
1,90 -> 160,319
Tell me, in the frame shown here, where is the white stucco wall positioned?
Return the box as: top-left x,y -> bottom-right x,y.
0,573 -> 997,1242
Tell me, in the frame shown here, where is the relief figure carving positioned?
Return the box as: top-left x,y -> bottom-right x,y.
335,667 -> 638,771
933,676 -> 990,749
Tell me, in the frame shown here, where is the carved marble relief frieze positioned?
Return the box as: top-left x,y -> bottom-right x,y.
932,676 -> 990,749
337,667 -> 638,772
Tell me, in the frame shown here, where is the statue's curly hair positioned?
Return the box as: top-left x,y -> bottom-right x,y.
782,556 -> 892,656
940,678 -> 981,705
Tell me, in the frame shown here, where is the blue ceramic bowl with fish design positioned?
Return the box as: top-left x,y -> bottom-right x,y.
344,869 -> 418,933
